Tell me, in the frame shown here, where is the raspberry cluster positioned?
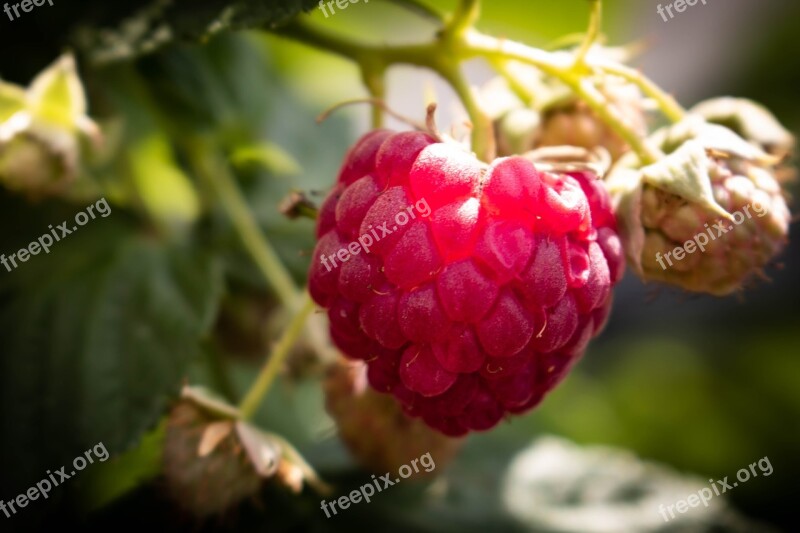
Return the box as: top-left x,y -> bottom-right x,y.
309,130 -> 623,435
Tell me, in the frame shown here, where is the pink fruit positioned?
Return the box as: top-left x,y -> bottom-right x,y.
309,130 -> 623,435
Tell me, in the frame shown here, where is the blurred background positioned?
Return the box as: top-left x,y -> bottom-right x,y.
0,0 -> 798,531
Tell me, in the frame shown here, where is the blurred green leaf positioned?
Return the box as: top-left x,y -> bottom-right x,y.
28,54 -> 87,129
128,133 -> 202,226
77,0 -> 319,65
0,206 -> 222,491
77,419 -> 167,513
231,142 -> 302,176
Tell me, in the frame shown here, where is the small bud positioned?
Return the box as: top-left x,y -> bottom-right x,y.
0,54 -> 100,199
163,385 -> 329,517
162,391 -> 263,517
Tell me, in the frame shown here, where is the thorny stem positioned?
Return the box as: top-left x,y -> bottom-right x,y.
462,31 -> 663,165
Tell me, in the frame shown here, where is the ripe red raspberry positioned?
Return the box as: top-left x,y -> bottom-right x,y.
309,130 -> 623,436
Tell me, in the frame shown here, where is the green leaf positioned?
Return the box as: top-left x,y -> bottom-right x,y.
0,212 -> 223,491
77,419 -> 167,513
27,54 -> 87,129
231,142 -> 302,176
655,116 -> 775,164
128,134 -> 202,226
690,97 -> 795,154
78,0 -> 319,65
640,139 -> 733,220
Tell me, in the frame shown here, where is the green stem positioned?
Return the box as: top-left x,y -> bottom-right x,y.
596,61 -> 686,122
278,13 -> 669,164
464,31 -> 662,164
445,0 -> 480,39
574,0 -> 602,66
239,294 -> 316,420
191,143 -> 299,308
439,63 -> 496,161
489,58 -> 535,106
192,141 -> 332,415
568,76 -> 662,164
362,65 -> 387,129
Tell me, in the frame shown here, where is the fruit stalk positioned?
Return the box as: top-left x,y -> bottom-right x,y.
573,0 -> 602,66
239,294 -> 317,420
190,142 -> 299,308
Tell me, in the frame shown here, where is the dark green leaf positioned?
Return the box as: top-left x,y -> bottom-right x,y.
0,206 -> 222,491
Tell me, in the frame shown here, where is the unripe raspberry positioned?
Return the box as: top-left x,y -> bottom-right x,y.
309,129 -> 623,435
162,399 -> 262,517
0,54 -> 98,199
642,159 -> 789,295
536,84 -> 648,162
610,119 -> 792,295
324,359 -> 463,475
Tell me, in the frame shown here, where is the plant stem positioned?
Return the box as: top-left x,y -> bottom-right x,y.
446,0 -> 480,39
574,0 -> 602,66
567,77 -> 661,164
464,31 -> 662,164
239,294 -> 316,420
192,143 -> 299,308
439,63 -> 496,161
278,10 -> 671,164
596,61 -> 686,122
489,58 -> 535,106
361,65 -> 387,128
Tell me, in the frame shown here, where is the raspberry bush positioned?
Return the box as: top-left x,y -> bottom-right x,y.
0,0 -> 796,530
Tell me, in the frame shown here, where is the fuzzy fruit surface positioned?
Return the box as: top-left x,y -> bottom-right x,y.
309,129 -> 624,436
